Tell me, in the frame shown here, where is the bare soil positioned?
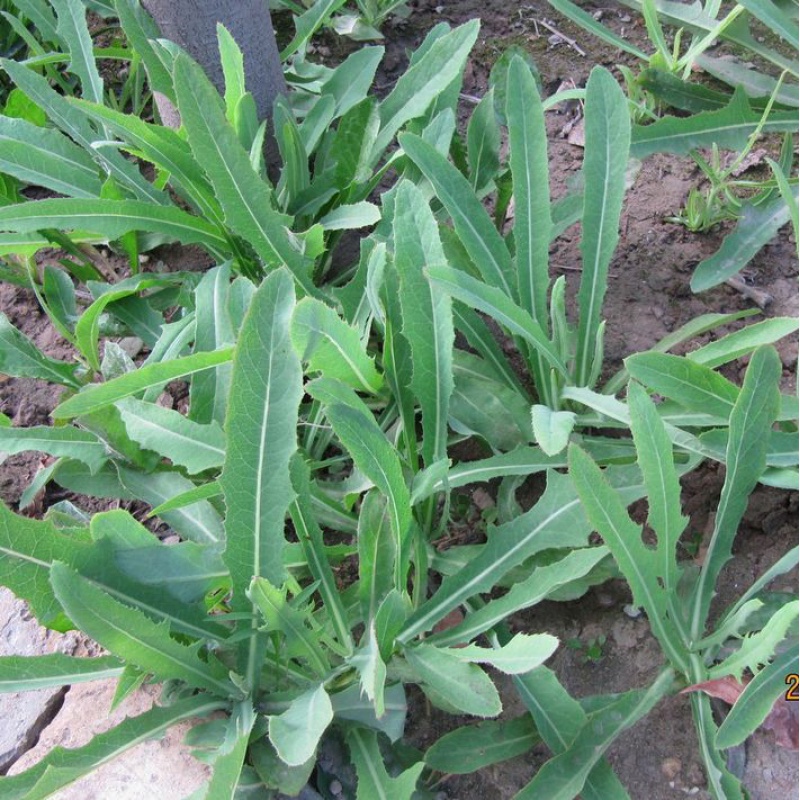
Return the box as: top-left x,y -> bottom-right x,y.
0,1 -> 797,798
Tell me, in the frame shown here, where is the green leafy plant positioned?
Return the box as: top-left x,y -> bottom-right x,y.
395,53 -> 798,483
272,0 -> 412,43
548,0 -> 799,291
569,346 -> 798,799
0,1 -> 478,285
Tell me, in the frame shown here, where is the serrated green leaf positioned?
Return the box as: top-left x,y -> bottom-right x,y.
357,489 -> 396,626
626,352 -> 739,419
507,55 -> 551,328
513,666 -> 630,799
686,318 -> 798,370
427,265 -> 567,376
52,0 -> 103,103
0,653 -> 122,692
398,471 -> 589,643
117,466 -> 224,547
691,191 -> 796,292
690,347 -> 781,637
467,89 -> 500,194
291,296 -> 382,393
249,737 -> 314,795
0,57 -> 165,204
202,701 -> 255,800
269,684 -> 333,767
289,455 -> 351,653
0,426 -> 107,473
547,0 -> 648,59
71,98 -> 222,223
0,198 -> 227,252
631,88 -> 798,159
0,503 -> 86,631
189,264 -> 236,425
53,348 -> 233,420
515,669 -> 673,800
405,643 -> 501,717
0,116 -> 102,198
429,547 -> 609,646
221,269 -> 302,690
709,601 -> 799,681
317,201 -> 380,231
349,624 -> 387,717
117,398 -> 225,474
425,715 -> 538,774
716,646 -> 798,749
331,681 -> 407,743
568,443 -> 688,671
325,403 -> 412,587
400,133 -> 514,296
0,693 -> 224,800
173,54 -> 312,290
0,313 -> 80,387
280,0 -> 348,60
373,21 -> 479,162
347,728 -> 424,800
393,180 -> 454,467
628,382 -> 687,596
50,562 -> 234,696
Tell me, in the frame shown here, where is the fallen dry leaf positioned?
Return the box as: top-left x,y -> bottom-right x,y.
682,676 -> 799,750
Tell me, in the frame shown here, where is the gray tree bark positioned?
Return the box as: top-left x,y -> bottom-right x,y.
140,0 -> 286,137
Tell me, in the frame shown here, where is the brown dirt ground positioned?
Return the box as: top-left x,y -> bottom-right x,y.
0,1 -> 797,798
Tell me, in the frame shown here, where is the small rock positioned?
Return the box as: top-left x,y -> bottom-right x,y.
661,756 -> 682,780
329,779 -> 342,796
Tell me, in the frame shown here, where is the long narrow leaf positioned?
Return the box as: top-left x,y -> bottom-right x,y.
400,133 -> 515,296
0,117 -> 102,198
53,348 -> 233,419
506,55 -> 551,326
52,0 -> 103,103
631,88 -> 798,159
393,180 -> 454,467
568,442 -> 688,671
221,269 -> 302,690
427,264 -> 567,377
515,670 -> 674,799
690,347 -> 781,637
50,562 -> 235,695
691,191 -> 796,291
575,67 -> 630,385
0,654 -> 123,692
0,693 -> 224,800
173,54 -> 313,291
0,198 -> 227,251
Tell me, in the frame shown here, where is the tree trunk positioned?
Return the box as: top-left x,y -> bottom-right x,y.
141,1 -> 286,141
